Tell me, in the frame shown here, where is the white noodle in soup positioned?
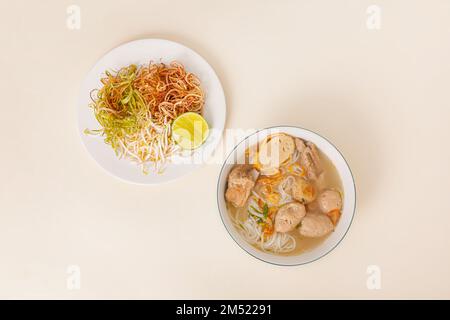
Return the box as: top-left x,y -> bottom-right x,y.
225,133 -> 343,256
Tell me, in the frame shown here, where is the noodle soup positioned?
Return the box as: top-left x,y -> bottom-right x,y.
224,133 -> 344,256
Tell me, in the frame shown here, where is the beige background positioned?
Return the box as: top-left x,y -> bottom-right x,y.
1,0 -> 449,299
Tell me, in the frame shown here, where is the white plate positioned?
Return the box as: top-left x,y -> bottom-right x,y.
78,39 -> 226,184
217,126 -> 356,266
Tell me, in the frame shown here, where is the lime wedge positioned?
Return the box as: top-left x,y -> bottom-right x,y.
172,112 -> 209,150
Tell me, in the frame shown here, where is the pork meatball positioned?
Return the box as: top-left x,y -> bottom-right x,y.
299,214 -> 334,237
318,189 -> 342,213
274,202 -> 306,233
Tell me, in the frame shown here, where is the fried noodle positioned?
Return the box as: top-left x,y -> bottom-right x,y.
85,62 -> 205,173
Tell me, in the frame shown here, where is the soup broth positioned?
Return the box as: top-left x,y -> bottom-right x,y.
225,133 -> 344,256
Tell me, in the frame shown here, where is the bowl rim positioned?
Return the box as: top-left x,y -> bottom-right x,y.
216,125 -> 357,266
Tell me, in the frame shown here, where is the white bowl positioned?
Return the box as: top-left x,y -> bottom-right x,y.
217,126 -> 356,266
78,39 -> 226,184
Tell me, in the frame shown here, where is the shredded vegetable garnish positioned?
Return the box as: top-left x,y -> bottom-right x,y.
85,62 -> 205,173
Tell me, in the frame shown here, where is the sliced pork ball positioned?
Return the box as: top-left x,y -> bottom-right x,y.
294,138 -> 306,153
225,165 -> 257,207
274,202 -> 306,233
259,134 -> 295,175
299,142 -> 323,180
278,134 -> 295,161
299,214 -> 334,237
259,166 -> 280,176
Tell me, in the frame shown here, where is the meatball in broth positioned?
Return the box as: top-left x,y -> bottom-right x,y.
225,133 -> 343,256
275,202 -> 306,233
